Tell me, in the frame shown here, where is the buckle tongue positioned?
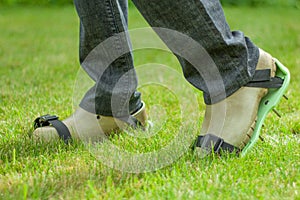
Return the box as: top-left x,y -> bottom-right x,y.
40,115 -> 58,122
34,114 -> 59,129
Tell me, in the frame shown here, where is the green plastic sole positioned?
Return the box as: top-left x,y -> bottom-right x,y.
241,59 -> 291,156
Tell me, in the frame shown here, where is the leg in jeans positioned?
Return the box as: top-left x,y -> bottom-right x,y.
32,0 -> 148,142
74,0 -> 142,117
132,0 -> 259,104
131,0 -> 275,150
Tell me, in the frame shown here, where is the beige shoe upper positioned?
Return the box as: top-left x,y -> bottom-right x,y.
200,49 -> 276,149
32,102 -> 148,143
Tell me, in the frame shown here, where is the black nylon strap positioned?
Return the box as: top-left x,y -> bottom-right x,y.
34,115 -> 72,144
246,69 -> 284,88
194,134 -> 239,154
48,120 -> 72,144
117,115 -> 142,129
246,77 -> 284,88
251,69 -> 271,82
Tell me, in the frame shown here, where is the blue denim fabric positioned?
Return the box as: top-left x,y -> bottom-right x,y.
74,0 -> 259,117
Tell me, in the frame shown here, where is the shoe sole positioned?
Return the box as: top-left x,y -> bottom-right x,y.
241,59 -> 291,156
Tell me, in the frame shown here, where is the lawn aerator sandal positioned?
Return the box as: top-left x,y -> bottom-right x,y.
193,59 -> 290,156
34,114 -> 72,144
33,113 -> 144,144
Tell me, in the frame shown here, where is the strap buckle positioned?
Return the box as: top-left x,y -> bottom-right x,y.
195,134 -> 224,153
34,114 -> 59,129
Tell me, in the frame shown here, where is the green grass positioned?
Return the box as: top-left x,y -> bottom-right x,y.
0,5 -> 299,200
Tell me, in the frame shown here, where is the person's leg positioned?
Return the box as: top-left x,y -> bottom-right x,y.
76,0 -> 141,117
32,0 -> 147,142
132,0 -> 259,104
131,0 -> 277,151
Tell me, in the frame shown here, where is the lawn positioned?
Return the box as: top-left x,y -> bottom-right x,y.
0,4 -> 299,200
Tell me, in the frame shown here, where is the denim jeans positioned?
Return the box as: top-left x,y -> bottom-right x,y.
74,0 -> 259,117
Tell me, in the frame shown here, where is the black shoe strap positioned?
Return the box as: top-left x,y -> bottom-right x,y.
194,134 -> 240,154
34,115 -> 72,144
117,115 -> 142,129
246,69 -> 284,88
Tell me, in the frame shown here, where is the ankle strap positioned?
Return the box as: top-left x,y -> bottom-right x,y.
193,134 -> 240,154
117,115 -> 142,129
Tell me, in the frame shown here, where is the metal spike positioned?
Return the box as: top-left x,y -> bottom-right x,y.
259,135 -> 265,142
273,109 -> 282,118
283,95 -> 289,100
